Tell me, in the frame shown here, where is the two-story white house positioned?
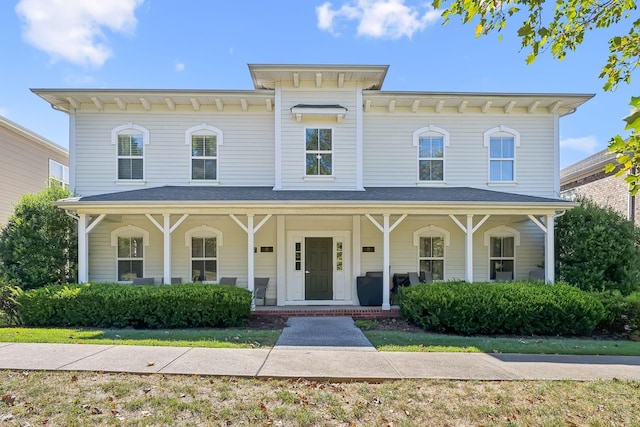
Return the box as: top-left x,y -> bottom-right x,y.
33,64 -> 592,309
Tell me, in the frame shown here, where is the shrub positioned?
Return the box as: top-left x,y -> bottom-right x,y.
0,186 -> 77,289
16,283 -> 251,328
399,281 -> 605,336
593,291 -> 640,336
555,199 -> 640,295
0,285 -> 22,326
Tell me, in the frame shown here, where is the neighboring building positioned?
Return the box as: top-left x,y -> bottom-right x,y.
560,149 -> 640,224
0,115 -> 69,226
33,64 -> 592,309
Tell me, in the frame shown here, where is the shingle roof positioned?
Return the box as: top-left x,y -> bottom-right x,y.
76,186 -> 568,205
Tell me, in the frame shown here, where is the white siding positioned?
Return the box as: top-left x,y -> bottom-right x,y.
363,110 -> 556,197
280,83 -> 358,189
74,109 -> 274,197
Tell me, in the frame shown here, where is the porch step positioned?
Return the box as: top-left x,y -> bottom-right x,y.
252,306 -> 402,321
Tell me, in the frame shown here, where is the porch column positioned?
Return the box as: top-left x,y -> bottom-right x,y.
146,214 -> 189,285
545,214 -> 555,283
450,214 -> 490,283
465,215 -> 473,283
276,215 -> 286,306
247,214 -> 255,308
382,214 -> 390,310
78,214 -> 88,283
163,214 -> 171,285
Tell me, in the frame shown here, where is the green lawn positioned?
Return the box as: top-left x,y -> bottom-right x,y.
363,330 -> 640,356
0,327 -> 281,348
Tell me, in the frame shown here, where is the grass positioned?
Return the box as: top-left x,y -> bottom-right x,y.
0,327 -> 281,348
0,371 -> 639,426
363,330 -> 640,356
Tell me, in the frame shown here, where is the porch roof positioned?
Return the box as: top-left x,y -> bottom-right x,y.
59,186 -> 573,210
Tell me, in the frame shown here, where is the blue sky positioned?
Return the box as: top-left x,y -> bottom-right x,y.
0,0 -> 637,168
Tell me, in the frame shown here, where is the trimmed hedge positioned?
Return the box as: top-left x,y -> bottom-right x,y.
399,281 -> 605,336
594,291 -> 640,336
16,283 -> 252,328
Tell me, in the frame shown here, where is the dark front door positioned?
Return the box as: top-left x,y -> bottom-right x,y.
305,237 -> 333,300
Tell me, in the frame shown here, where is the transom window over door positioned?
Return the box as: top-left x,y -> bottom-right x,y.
305,128 -> 332,176
117,236 -> 144,281
419,136 -> 444,181
191,135 -> 217,180
419,236 -> 444,280
191,237 -> 217,282
490,236 -> 514,280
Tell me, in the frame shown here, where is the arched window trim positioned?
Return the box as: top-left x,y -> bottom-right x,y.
184,124 -> 224,146
483,125 -> 520,147
412,125 -> 450,147
184,225 -> 224,246
110,225 -> 150,247
483,225 -> 521,246
111,123 -> 150,145
412,225 -> 450,246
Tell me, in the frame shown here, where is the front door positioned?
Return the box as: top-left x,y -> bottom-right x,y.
305,237 -> 333,300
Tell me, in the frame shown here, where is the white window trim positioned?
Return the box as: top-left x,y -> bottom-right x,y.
413,126 -> 449,185
110,225 -> 150,282
111,123 -> 149,183
413,225 -> 450,280
483,225 -> 520,281
185,226 -> 223,283
48,159 -> 69,188
304,126 -> 334,178
484,125 -> 519,184
185,124 -> 223,184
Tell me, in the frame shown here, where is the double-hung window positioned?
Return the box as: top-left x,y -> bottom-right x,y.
489,236 -> 515,280
419,236 -> 445,280
305,128 -> 332,176
191,237 -> 217,282
489,137 -> 515,181
117,236 -> 144,281
112,123 -> 149,181
49,159 -> 69,188
191,135 -> 217,180
418,136 -> 444,181
484,126 -> 519,183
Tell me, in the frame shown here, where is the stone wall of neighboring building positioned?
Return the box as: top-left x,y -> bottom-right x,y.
560,149 -> 640,225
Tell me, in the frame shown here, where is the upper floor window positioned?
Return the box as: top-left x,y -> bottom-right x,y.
305,128 -> 332,176
191,135 -> 217,180
185,124 -> 223,182
413,126 -> 449,183
111,123 -> 149,181
49,159 -> 69,188
484,126 -> 520,183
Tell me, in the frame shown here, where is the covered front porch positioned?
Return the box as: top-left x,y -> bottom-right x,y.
57,186 -> 572,310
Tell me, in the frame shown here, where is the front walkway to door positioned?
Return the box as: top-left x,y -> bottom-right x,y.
252,305 -> 402,320
275,317 -> 375,349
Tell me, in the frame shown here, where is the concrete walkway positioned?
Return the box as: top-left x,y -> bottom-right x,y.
0,316 -> 639,381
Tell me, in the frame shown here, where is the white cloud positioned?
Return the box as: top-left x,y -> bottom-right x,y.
175,62 -> 185,72
15,0 -> 145,68
316,0 -> 440,39
560,136 -> 599,154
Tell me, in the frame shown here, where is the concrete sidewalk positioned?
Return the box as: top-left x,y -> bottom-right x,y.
1,341 -> 639,380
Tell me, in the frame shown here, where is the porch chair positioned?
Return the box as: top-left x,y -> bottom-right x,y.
160,277 -> 182,284
408,272 -> 421,285
495,271 -> 513,282
254,277 -> 270,306
132,277 -> 155,285
219,277 -> 237,286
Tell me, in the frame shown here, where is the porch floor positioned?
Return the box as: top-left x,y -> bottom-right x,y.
252,305 -> 402,320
